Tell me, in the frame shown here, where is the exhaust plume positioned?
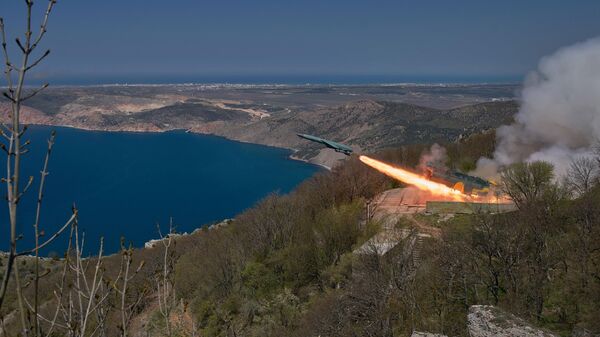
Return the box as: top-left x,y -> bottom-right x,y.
359,155 -> 466,200
475,38 -> 600,178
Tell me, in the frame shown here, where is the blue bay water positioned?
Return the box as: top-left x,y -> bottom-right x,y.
0,126 -> 319,255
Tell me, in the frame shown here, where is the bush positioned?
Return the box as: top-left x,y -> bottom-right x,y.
241,262 -> 280,299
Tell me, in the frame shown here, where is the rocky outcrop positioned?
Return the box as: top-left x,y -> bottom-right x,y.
467,305 -> 556,337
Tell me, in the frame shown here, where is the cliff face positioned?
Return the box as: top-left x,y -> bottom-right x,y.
2,85 -> 519,166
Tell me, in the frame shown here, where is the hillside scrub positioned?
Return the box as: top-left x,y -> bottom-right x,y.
4,131 -> 599,337
169,133 -> 600,337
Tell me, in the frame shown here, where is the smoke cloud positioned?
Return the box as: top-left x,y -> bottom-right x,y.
418,143 -> 448,173
475,38 -> 600,178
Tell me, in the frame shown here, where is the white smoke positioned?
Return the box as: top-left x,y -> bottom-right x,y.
475,38 -> 600,179
418,143 -> 447,173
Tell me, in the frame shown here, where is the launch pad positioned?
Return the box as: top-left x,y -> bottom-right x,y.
356,188 -> 514,256
372,188 -> 515,216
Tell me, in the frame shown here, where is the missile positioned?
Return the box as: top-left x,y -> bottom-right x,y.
297,133 -> 353,155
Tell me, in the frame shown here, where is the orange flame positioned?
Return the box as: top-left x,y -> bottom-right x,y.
359,155 -> 468,201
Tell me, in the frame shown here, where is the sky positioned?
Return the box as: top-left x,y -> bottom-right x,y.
1,0 -> 600,83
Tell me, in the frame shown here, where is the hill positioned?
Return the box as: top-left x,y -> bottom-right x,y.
1,103 -> 598,337
1,84 -> 519,167
216,100 -> 517,165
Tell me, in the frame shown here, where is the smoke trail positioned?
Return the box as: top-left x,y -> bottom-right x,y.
474,38 -> 600,178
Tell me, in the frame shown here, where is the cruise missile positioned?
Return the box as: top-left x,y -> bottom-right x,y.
298,132 -> 494,196
297,133 -> 353,155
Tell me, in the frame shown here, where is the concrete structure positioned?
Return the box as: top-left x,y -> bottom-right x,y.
369,188 -> 426,218
354,228 -> 431,256
356,188 -> 514,256
356,188 -> 432,256
426,201 -> 515,214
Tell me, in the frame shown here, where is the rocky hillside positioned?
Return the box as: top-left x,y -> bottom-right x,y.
214,99 -> 518,166
0,85 -> 519,167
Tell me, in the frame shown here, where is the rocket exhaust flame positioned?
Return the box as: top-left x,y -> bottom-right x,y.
359,155 -> 467,200
359,155 -> 511,204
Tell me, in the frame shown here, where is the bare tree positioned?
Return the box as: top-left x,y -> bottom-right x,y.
15,229 -> 148,337
0,3 -> 164,337
0,2 -> 71,335
12,223 -> 110,337
113,241 -> 146,337
0,0 -> 61,315
0,3 -> 120,337
566,157 -> 599,196
155,220 -> 177,337
63,231 -> 111,337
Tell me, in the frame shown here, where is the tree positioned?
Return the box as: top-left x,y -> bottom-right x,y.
500,161 -> 555,209
566,157 -> 599,196
0,2 -> 78,336
0,4 -> 149,336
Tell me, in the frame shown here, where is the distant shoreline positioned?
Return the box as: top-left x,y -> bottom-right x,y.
24,122 -> 330,169
19,81 -> 522,89
290,152 -> 333,171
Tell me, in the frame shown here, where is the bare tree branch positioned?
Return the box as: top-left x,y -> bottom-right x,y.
25,50 -> 50,71
17,210 -> 78,257
21,83 -> 49,101
0,4 -> 61,331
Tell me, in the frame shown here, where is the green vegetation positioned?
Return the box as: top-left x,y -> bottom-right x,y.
173,181 -> 384,336
3,127 -> 598,337
168,133 -> 600,336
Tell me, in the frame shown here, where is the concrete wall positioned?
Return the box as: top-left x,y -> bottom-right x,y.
426,201 -> 515,214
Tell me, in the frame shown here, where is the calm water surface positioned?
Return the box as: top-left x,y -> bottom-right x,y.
0,126 -> 319,254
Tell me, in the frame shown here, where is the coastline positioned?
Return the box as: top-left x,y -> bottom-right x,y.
289,151 -> 333,171
25,122 -> 332,170
1,124 -> 324,255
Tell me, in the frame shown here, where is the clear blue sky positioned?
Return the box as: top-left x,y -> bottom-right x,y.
2,0 -> 600,83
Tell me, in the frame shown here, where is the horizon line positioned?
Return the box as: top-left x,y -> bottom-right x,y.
19,73 -> 524,86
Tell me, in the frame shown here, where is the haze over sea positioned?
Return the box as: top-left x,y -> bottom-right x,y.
35,74 -> 522,86
0,126 -> 319,255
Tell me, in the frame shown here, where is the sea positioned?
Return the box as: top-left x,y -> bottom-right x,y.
0,126 -> 320,255
38,74 -> 522,86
